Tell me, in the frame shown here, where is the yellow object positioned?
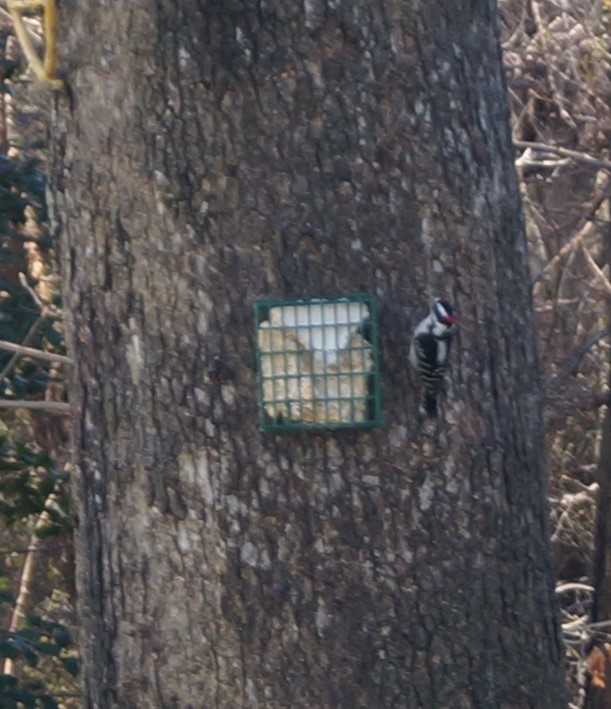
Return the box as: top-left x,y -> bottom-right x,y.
6,0 -> 62,87
257,305 -> 373,425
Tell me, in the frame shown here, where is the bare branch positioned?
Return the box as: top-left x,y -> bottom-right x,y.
0,339 -> 71,365
0,399 -> 70,414
533,171 -> 611,283
581,245 -> 611,300
556,582 -> 596,595
545,328 -> 610,390
0,274 -> 63,382
18,270 -> 43,309
3,493 -> 59,676
0,316 -> 44,382
514,141 -> 611,171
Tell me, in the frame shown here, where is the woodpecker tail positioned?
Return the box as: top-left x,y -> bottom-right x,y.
424,390 -> 438,418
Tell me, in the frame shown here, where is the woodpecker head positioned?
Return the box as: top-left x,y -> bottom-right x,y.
431,298 -> 457,335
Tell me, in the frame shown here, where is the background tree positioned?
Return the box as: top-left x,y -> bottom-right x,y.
584,221 -> 611,708
500,1 -> 611,702
50,0 -> 565,706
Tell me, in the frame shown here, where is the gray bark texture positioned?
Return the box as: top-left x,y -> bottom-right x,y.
50,0 -> 565,706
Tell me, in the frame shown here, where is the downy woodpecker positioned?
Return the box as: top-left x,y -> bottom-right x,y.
409,298 -> 457,418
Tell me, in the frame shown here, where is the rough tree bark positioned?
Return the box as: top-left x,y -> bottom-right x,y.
50,0 -> 565,706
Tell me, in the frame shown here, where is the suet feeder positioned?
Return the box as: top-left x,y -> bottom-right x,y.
254,295 -> 382,432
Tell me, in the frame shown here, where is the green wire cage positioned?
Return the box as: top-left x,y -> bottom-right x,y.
254,295 -> 382,432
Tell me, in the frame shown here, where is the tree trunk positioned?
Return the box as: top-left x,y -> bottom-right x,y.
585,213 -> 611,709
51,0 -> 565,706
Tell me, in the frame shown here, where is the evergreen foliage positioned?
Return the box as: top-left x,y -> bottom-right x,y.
0,581 -> 78,708
0,140 -> 76,703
